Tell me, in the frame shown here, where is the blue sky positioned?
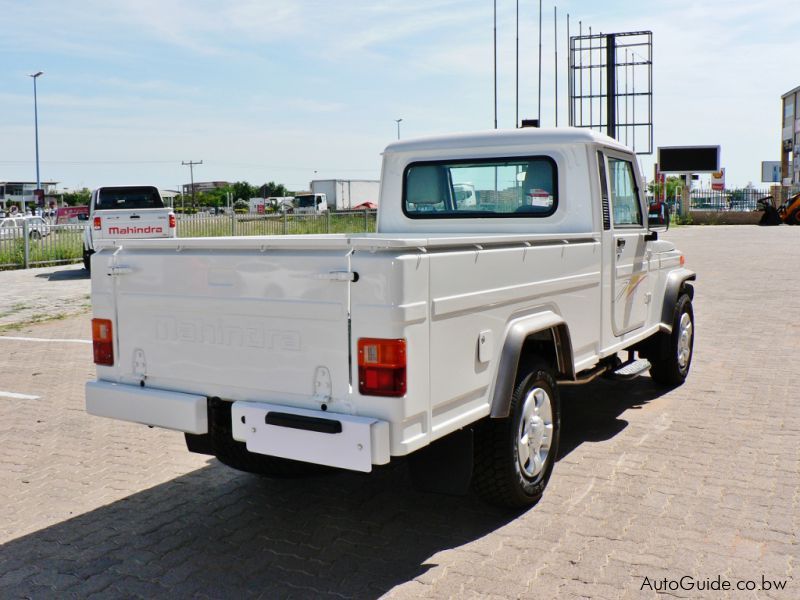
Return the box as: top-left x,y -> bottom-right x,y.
1,0 -> 798,191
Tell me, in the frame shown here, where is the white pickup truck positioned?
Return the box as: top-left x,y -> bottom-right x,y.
85,129 -> 695,507
83,185 -> 176,271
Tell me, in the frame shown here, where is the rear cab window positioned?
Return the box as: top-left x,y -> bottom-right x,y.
403,156 -> 557,218
95,187 -> 164,210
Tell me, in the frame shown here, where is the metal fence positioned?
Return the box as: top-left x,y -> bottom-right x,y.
0,222 -> 85,270
176,210 -> 377,238
1,211 -> 378,270
687,188 -> 772,212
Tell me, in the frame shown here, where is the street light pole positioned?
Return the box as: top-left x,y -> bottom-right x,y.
394,118 -> 402,140
30,71 -> 43,212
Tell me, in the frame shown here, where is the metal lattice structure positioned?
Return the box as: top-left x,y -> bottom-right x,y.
569,31 -> 653,155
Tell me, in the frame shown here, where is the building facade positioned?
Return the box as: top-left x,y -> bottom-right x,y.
781,85 -> 800,186
182,181 -> 230,195
0,181 -> 59,210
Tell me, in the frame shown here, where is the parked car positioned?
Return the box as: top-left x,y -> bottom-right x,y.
0,216 -> 51,239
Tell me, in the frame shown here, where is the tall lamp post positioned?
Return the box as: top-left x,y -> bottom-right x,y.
394,118 -> 402,140
30,71 -> 43,213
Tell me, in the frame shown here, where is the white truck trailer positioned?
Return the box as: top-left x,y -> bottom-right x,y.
310,179 -> 380,210
85,128 -> 695,507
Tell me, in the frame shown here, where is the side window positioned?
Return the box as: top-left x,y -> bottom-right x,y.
608,158 -> 642,227
403,156 -> 558,218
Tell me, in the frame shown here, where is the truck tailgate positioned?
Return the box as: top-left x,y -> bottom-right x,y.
109,247 -> 352,403
94,208 -> 173,240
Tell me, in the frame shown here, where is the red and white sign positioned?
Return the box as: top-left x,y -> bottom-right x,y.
655,170 -> 666,201
55,206 -> 89,224
526,188 -> 553,207
711,168 -> 725,191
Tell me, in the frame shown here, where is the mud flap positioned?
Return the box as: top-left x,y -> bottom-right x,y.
408,428 -> 473,495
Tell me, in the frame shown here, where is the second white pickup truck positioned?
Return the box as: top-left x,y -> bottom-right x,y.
83,185 -> 176,271
86,128 -> 695,507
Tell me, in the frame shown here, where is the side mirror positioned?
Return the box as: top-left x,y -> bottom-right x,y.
648,201 -> 670,232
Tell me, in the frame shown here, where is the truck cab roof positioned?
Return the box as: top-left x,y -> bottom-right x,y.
383,127 -> 629,155
378,127 -> 635,235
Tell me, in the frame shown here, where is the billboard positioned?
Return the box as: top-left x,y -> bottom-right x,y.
761,161 -> 781,183
657,146 -> 720,172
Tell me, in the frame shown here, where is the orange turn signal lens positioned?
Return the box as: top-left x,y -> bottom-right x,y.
680,255 -> 685,266
358,338 -> 406,397
92,318 -> 114,366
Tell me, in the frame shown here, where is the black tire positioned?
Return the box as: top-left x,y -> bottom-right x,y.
648,293 -> 694,386
83,249 -> 93,272
790,210 -> 800,226
189,398 -> 329,478
29,230 -> 42,240
472,361 -> 560,508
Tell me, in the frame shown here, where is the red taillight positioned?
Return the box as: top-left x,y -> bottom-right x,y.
92,318 -> 114,366
169,213 -> 176,228
93,216 -> 102,230
358,338 -> 406,397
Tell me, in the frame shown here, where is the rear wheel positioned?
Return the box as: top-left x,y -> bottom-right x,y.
473,361 -> 560,508
648,293 -> 694,386
29,230 -> 42,240
790,210 -> 800,226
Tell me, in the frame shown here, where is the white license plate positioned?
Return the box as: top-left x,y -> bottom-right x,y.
230,401 -> 389,472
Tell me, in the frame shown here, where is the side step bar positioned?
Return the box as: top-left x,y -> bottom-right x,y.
609,358 -> 652,381
558,357 -> 652,386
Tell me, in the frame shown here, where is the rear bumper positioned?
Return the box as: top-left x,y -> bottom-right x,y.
85,381 -> 391,472
85,380 -> 208,434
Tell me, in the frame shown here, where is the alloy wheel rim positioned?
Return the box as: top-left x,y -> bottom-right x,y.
677,312 -> 693,369
517,386 -> 554,478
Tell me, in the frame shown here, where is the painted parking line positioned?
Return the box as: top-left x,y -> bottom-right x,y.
0,390 -> 40,400
0,336 -> 91,344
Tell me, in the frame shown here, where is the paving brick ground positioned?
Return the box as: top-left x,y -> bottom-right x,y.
0,263 -> 89,328
0,225 -> 797,599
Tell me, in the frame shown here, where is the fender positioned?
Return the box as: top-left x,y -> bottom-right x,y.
660,268 -> 696,332
490,311 -> 574,418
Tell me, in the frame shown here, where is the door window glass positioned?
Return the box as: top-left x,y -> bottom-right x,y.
608,158 -> 642,227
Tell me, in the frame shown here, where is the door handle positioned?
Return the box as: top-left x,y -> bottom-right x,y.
616,239 -> 626,249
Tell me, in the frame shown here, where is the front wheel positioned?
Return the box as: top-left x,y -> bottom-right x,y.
648,293 -> 694,386
83,249 -> 93,272
473,361 -> 560,508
